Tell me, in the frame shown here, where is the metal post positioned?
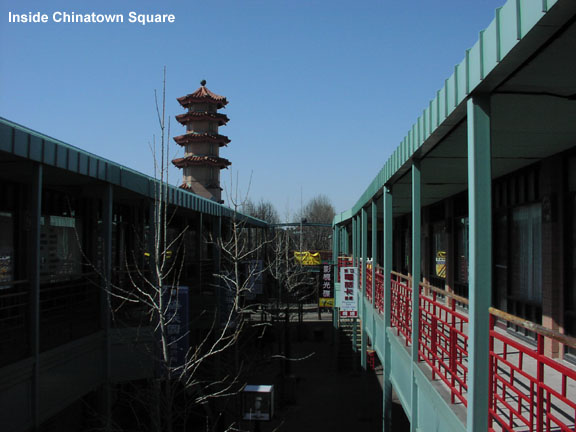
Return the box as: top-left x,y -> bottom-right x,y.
372,200 -> 377,309
371,200 -> 377,365
30,163 -> 42,430
361,207 -> 368,369
352,217 -> 357,266
101,184 -> 113,430
466,95 -> 492,432
333,225 -> 339,330
410,161 -> 422,432
382,188 -> 393,432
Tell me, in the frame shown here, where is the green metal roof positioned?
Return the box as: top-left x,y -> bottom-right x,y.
0,116 -> 268,227
334,0 -> 566,226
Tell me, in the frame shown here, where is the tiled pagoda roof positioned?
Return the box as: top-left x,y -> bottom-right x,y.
175,111 -> 229,126
177,84 -> 228,108
173,132 -> 231,147
172,155 -> 231,169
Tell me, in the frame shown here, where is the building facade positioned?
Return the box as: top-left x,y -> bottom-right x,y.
0,117 -> 266,431
332,1 -> 576,431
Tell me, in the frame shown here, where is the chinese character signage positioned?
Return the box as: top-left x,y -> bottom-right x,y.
339,267 -> 358,318
318,262 -> 334,307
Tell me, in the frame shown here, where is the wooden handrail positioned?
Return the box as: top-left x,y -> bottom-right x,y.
413,274 -> 576,350
490,307 -> 576,350
391,270 -> 411,280
0,279 -> 29,288
419,281 -> 469,306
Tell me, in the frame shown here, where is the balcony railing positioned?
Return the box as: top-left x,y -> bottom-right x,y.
359,267 -> 576,431
40,273 -> 100,352
390,271 -> 412,345
419,282 -> 469,406
0,280 -> 29,367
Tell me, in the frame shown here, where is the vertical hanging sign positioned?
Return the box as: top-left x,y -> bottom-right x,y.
339,266 -> 358,318
159,286 -> 189,376
318,262 -> 334,307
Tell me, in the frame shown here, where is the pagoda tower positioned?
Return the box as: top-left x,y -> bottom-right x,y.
172,80 -> 231,203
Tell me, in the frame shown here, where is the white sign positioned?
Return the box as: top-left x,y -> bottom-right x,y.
339,266 -> 358,318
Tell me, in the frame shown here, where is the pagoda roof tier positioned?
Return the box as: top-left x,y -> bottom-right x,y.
172,155 -> 231,169
175,111 -> 229,126
177,85 -> 228,108
173,132 -> 231,147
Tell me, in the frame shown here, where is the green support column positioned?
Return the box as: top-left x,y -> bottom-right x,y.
333,225 -> 339,330
410,161 -> 422,432
466,95 -> 492,432
352,217 -> 357,266
382,188 -> 393,432
102,184 -> 113,431
361,207 -> 368,369
30,163 -> 42,430
371,200 -> 377,352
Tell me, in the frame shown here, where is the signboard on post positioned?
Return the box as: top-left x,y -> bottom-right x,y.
339,266 -> 358,318
319,262 -> 334,307
245,259 -> 263,300
160,286 -> 189,375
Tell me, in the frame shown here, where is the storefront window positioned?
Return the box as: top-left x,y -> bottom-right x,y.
455,217 -> 469,284
511,203 -> 542,304
431,221 -> 446,279
40,215 -> 82,282
0,212 -> 13,286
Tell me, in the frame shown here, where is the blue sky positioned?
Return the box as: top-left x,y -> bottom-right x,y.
0,0 -> 506,218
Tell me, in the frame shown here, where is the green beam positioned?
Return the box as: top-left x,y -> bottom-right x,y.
352,217 -> 357,265
382,188 -> 393,431
333,225 -> 340,330
410,161 -> 422,432
466,95 -> 492,432
361,206 -> 368,369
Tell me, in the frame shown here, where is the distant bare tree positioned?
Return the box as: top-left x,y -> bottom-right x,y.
299,194 -> 335,251
242,198 -> 279,224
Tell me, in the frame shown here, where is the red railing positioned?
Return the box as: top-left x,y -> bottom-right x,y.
419,283 -> 469,406
488,311 -> 576,432
390,271 -> 412,345
386,272 -> 576,431
374,266 -> 384,315
366,262 -> 373,303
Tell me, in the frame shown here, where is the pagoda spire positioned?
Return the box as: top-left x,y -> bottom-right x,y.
172,81 -> 231,203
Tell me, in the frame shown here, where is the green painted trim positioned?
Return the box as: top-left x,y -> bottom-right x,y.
361,207 -> 368,369
382,188 -> 393,431
411,161 -> 422,432
466,96 -> 492,432
0,117 -> 267,226
337,0 -> 560,218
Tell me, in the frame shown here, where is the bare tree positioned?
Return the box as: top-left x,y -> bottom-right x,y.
242,198 -> 280,225
299,194 -> 335,251
99,70 -> 268,432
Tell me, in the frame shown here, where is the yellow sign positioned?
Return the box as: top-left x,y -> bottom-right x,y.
294,251 -> 321,265
319,298 -> 334,307
436,251 -> 446,278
